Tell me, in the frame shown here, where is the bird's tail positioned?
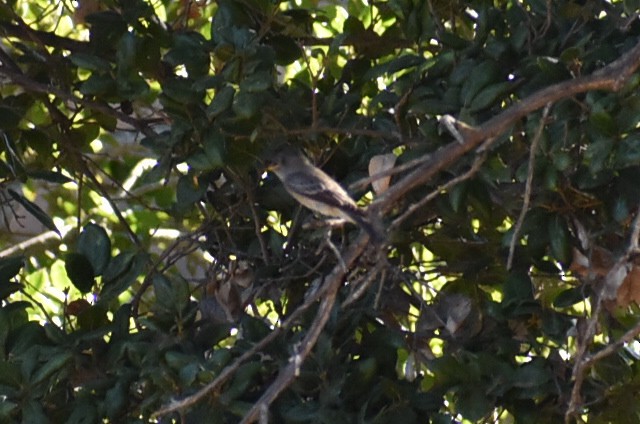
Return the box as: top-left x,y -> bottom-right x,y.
348,210 -> 385,244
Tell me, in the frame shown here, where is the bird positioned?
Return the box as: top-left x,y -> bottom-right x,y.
266,148 -> 383,243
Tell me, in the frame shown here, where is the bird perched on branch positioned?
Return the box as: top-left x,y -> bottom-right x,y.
266,148 -> 384,243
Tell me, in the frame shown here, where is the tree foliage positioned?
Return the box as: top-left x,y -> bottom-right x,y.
3,0 -> 640,423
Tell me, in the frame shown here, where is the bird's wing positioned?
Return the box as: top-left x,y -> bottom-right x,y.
284,170 -> 355,209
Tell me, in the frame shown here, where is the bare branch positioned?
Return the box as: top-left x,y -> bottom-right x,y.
565,203 -> 640,422
507,103 -> 552,270
372,38 -> 640,215
153,235 -> 370,419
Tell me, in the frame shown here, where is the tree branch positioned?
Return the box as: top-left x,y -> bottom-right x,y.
239,236 -> 371,424
152,235 -> 370,420
565,203 -> 640,423
0,66 -> 158,138
0,21 -> 91,53
507,103 -> 552,270
372,38 -> 640,215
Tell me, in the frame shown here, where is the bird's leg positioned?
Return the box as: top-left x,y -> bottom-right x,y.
323,228 -> 347,272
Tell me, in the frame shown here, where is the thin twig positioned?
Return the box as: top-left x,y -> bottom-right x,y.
373,38 -> 640,215
0,67 -> 158,138
238,252 -> 353,423
245,185 -> 270,265
584,318 -> 640,367
342,261 -> 386,307
507,103 -> 552,270
390,152 -> 487,231
565,203 -> 640,422
153,236 -> 368,419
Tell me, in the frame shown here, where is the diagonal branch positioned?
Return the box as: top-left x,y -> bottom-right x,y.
565,203 -> 640,423
153,235 -> 370,420
238,236 -> 371,423
371,38 -> 640,216
507,103 -> 552,270
0,66 -> 158,138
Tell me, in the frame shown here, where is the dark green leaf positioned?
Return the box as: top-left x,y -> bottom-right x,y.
99,252 -> 146,305
548,216 -> 569,264
164,33 -> 210,78
22,400 -> 48,424
469,81 -> 512,112
26,170 -> 73,184
460,60 -> 500,105
207,85 -> 235,118
232,90 -> 262,119
0,256 -> 24,286
69,53 -> 112,72
65,401 -> 98,424
77,223 -> 111,276
7,189 -> 59,235
553,286 -> 587,308
219,362 -> 262,404
512,359 -> 551,388
456,386 -> 493,421
31,350 -> 72,385
176,174 -> 206,211
65,253 -> 95,293
79,74 -> 117,96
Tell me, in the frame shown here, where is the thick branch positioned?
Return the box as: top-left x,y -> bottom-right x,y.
239,235 -> 371,423
372,38 -> 640,214
0,21 -> 91,53
0,66 -> 158,138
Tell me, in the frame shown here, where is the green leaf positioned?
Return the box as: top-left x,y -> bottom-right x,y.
162,77 -> 201,104
65,401 -> 98,424
239,71 -> 273,93
269,35 -> 301,65
589,110 -> 617,137
548,215 -> 569,264
116,32 -> 138,73
0,359 -> 21,388
232,90 -> 262,119
512,359 -> 551,388
99,252 -> 146,305
69,53 -> 112,72
0,105 -> 25,130
7,189 -> 59,235
105,380 -> 128,419
76,303 -> 108,330
152,274 -> 189,317
77,223 -> 111,276
0,399 -> 17,418
79,74 -> 117,96
460,60 -> 500,105
117,73 -> 150,99
187,130 -> 225,171
31,350 -> 72,385
164,33 -> 210,78
176,174 -> 206,211
85,11 -> 127,46
22,400 -> 48,424
26,170 -> 73,184
0,256 -> 24,286
65,253 -> 95,294
207,85 -> 235,118
469,81 -> 512,112
219,362 -> 262,404
553,286 -> 587,308
456,386 -> 493,421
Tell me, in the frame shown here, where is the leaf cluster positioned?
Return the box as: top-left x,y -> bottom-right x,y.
2,1 -> 640,423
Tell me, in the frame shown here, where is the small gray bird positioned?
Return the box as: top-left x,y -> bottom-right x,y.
267,148 -> 383,242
